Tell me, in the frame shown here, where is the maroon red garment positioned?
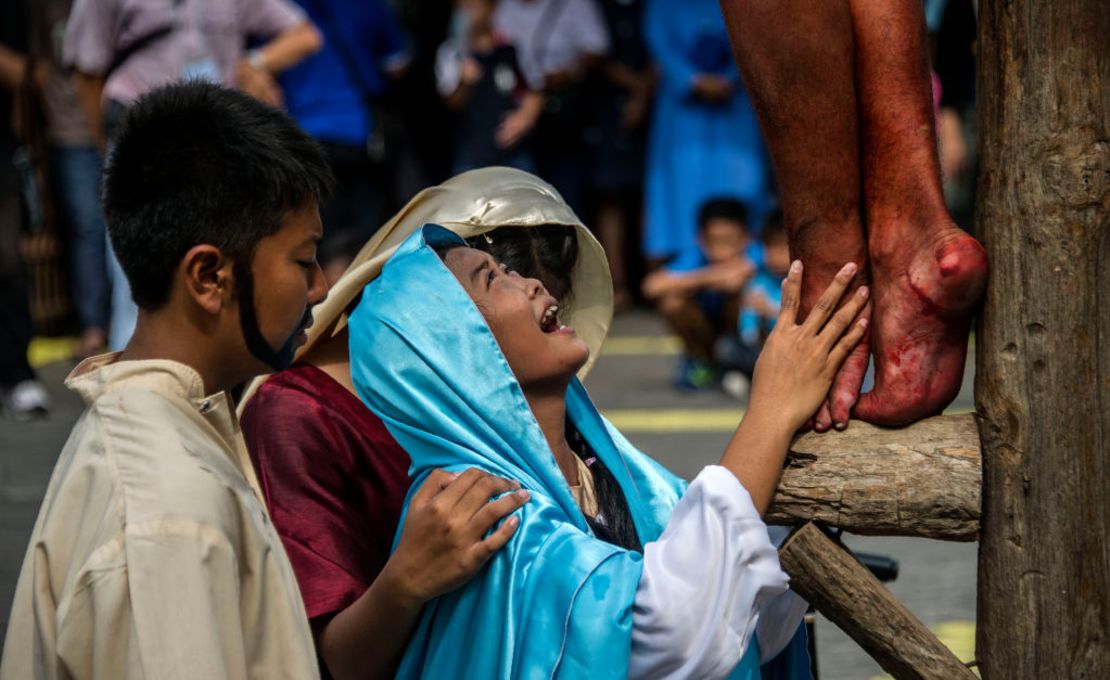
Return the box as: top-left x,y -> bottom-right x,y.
241,363 -> 411,623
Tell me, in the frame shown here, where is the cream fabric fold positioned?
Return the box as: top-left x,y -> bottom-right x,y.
1,354 -> 319,680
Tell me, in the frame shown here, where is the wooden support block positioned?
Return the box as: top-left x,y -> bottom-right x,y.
766,414 -> 981,541
779,522 -> 976,679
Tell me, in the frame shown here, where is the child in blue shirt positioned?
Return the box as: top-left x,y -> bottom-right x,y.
719,208 -> 791,399
642,197 -> 760,389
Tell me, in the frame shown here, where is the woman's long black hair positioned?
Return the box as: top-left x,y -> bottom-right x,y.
468,225 -> 579,303
566,423 -> 643,553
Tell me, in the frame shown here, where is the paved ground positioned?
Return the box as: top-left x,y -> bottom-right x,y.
0,311 -> 978,678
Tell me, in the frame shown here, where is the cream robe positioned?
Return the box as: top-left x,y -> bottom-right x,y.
0,354 -> 318,680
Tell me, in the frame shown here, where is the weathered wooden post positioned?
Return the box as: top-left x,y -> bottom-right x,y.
975,1 -> 1110,676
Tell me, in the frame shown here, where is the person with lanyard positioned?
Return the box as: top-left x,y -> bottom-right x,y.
435,0 -> 546,176
63,0 -> 324,352
491,0 -> 610,215
343,219 -> 870,674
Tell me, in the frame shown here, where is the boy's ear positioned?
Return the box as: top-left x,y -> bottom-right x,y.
181,245 -> 233,314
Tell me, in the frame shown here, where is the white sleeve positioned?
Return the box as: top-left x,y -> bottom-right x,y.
629,466 -> 803,679
755,587 -> 810,663
571,0 -> 611,56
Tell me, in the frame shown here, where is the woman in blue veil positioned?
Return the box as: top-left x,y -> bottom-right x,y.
349,199 -> 868,677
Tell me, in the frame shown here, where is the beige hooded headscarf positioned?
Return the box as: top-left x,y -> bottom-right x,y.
239,166 -> 613,410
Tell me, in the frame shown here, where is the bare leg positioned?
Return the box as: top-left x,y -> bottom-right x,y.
658,292 -> 717,362
848,1 -> 987,425
720,0 -> 870,430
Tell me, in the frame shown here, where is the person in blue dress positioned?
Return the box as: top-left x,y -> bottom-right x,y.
642,197 -> 762,390
642,0 -> 772,271
345,175 -> 871,677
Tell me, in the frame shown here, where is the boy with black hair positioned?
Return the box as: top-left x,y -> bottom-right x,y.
642,196 -> 759,389
1,82 -> 526,679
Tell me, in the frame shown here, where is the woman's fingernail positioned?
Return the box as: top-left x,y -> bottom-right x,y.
835,421 -> 847,430
859,318 -> 869,328
858,286 -> 869,297
508,515 -> 520,527
842,262 -> 857,276
516,489 -> 531,501
791,260 -> 803,274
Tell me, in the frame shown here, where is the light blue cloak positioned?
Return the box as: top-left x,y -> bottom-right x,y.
348,226 -> 789,678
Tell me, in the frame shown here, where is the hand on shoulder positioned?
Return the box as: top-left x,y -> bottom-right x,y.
380,468 -> 530,606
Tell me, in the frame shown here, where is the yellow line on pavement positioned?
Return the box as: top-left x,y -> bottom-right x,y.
602,408 -> 743,432
600,335 -> 682,356
869,620 -> 978,679
28,337 -> 77,369
604,406 -> 974,433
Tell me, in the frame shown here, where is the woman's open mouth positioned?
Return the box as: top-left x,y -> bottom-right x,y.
540,303 -> 561,333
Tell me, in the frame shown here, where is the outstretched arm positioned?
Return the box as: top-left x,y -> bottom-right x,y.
643,260 -> 755,300
631,262 -> 867,677
641,266 -> 718,299
317,468 -> 529,680
243,19 -> 322,75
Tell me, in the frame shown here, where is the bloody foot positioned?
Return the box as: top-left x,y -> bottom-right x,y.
854,224 -> 987,426
720,0 -> 875,430
847,0 -> 988,426
820,319 -> 870,430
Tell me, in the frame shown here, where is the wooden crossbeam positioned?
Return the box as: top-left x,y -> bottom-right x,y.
767,415 -> 981,541
779,522 -> 976,679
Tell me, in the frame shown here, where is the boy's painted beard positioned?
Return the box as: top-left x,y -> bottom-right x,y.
234,261 -> 305,372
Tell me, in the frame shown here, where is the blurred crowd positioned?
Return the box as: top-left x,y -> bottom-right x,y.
0,0 -> 977,419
